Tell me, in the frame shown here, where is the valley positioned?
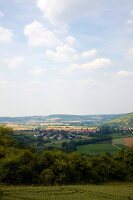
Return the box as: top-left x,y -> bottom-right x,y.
1,113 -> 133,154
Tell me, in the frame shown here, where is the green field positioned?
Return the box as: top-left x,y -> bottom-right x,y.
1,183 -> 133,200
76,143 -> 120,154
43,139 -> 69,148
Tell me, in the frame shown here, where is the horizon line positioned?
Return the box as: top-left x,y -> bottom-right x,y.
0,112 -> 132,118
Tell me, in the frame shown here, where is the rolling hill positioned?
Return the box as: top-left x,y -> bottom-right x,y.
107,113 -> 133,127
0,114 -> 121,125
0,113 -> 132,127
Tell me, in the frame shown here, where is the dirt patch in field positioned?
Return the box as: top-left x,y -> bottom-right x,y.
124,138 -> 133,148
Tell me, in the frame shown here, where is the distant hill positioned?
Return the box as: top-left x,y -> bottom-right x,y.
107,113 -> 133,127
0,113 -> 132,126
46,114 -> 121,123
0,114 -> 122,126
0,116 -> 47,123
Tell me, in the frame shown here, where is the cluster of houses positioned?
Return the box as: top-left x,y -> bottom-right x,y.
15,125 -> 133,142
33,128 -> 96,141
114,127 -> 133,134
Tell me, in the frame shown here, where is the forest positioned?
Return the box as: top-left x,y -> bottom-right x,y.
0,126 -> 133,185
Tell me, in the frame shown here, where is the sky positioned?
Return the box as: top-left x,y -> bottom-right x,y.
0,0 -> 133,116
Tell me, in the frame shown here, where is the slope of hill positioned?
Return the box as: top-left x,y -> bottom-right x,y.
107,113 -> 133,127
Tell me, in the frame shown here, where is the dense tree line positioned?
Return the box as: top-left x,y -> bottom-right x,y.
0,126 -> 133,185
98,125 -> 113,134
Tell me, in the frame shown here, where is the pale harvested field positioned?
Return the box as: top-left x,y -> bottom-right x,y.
4,123 -> 96,131
124,137 -> 133,148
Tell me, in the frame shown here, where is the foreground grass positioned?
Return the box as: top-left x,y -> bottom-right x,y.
1,183 -> 133,200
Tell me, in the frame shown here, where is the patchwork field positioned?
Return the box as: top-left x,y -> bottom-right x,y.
1,183 -> 133,200
76,136 -> 133,155
5,123 -> 96,131
112,137 -> 133,148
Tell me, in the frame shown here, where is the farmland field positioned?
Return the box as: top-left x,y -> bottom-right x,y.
112,138 -> 126,150
112,137 -> 133,148
112,138 -> 124,145
1,183 -> 133,200
44,139 -> 69,148
124,137 -> 133,148
76,143 -> 119,154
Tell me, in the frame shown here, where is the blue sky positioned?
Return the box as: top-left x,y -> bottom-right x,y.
0,0 -> 133,116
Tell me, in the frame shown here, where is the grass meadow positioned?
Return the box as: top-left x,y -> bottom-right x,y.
76,143 -> 120,154
1,183 -> 133,200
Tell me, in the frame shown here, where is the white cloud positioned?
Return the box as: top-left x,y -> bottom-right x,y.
66,36 -> 76,46
6,56 -> 24,69
0,26 -> 13,43
29,67 -> 46,76
78,79 -> 97,87
127,9 -> 133,25
0,11 -> 4,18
46,42 -> 98,63
127,19 -> 133,25
81,49 -> 97,59
0,80 -> 9,89
24,20 -> 60,47
70,58 -> 111,71
54,24 -> 69,34
46,44 -> 78,63
130,9 -> 133,16
25,80 -> 42,92
26,81 -> 40,87
0,80 -> 17,90
116,70 -> 133,78
52,79 -> 64,88
36,0 -> 102,24
126,47 -> 133,59
61,58 -> 111,74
